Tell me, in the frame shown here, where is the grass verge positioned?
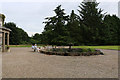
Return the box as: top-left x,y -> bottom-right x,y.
72,46 -> 120,50
9,45 -> 120,50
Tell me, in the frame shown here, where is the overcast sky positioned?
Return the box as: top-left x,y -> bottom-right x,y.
0,0 -> 119,37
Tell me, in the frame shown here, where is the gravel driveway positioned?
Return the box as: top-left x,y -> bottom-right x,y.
2,47 -> 118,78
0,53 -> 2,79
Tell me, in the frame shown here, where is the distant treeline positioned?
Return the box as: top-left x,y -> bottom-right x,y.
5,2 -> 120,46
4,22 -> 30,45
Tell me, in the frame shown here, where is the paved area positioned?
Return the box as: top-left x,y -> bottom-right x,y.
0,52 -> 2,79
2,47 -> 118,78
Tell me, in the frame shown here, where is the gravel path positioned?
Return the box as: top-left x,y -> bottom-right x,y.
0,53 -> 2,79
2,47 -> 118,78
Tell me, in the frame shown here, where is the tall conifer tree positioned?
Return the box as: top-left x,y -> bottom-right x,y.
78,1 -> 104,45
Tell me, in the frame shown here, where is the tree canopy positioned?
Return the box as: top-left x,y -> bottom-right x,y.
40,2 -> 119,46
5,22 -> 30,45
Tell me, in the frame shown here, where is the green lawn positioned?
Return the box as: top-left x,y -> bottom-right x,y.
9,45 -> 120,50
72,46 -> 120,50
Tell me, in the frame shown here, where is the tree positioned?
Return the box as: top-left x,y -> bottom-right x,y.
32,33 -> 40,41
78,1 -> 104,45
42,5 -> 70,45
67,10 -> 82,45
5,22 -> 30,45
41,3 -> 119,46
32,33 -> 42,44
103,15 -> 120,45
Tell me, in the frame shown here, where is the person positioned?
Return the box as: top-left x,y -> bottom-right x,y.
32,44 -> 35,49
43,46 -> 46,50
34,44 -> 37,52
37,47 -> 41,52
7,47 -> 10,52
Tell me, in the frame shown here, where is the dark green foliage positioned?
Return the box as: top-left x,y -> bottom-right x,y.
42,5 -> 71,45
103,15 -> 120,45
49,48 -> 96,52
67,10 -> 82,45
31,33 -> 43,44
41,2 -> 119,46
78,2 -> 104,45
5,22 -> 30,45
43,48 -> 102,56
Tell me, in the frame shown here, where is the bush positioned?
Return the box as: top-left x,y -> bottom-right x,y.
43,48 -> 104,56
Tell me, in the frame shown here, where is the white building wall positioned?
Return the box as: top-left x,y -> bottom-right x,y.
0,15 -> 2,52
0,16 -> 2,26
118,1 -> 120,18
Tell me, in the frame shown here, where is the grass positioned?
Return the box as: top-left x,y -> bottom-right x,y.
8,45 -> 120,50
72,46 -> 120,50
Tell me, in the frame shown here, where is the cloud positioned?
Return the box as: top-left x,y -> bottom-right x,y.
0,0 -> 119,2
27,31 -> 41,37
1,1 -> 118,37
99,2 -> 118,15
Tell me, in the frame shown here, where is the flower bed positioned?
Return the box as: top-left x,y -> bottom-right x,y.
40,48 -> 104,56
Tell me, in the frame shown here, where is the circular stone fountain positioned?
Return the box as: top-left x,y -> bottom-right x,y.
40,48 -> 104,56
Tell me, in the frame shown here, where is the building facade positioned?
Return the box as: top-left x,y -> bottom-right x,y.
118,1 -> 120,18
0,14 -> 11,52
0,14 -> 2,52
